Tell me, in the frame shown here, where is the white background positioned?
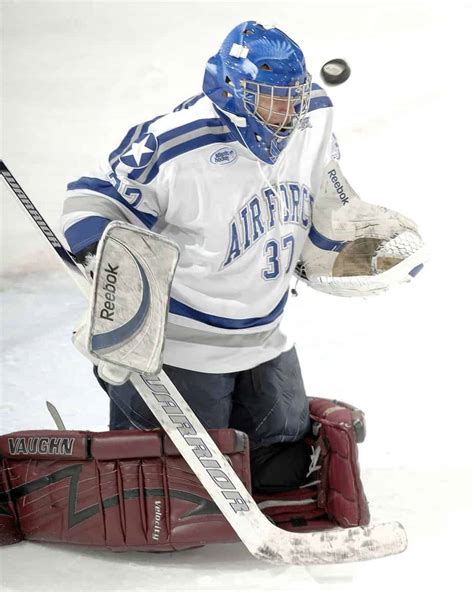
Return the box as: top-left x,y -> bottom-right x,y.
1,1 -> 473,591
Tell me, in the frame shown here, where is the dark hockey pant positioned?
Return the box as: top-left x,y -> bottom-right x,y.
94,346 -> 312,492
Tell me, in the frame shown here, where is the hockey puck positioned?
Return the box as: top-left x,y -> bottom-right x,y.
320,58 -> 351,85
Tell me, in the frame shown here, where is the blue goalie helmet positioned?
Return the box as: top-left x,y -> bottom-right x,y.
203,21 -> 312,164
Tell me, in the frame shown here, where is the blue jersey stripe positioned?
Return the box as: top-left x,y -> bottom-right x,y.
143,130 -> 235,184
169,290 -> 289,330
173,93 -> 205,112
309,225 -> 347,251
66,177 -> 158,228
64,215 -> 111,254
184,93 -> 205,109
309,82 -> 333,112
308,96 -> 333,111
157,117 -> 229,144
111,116 -> 233,183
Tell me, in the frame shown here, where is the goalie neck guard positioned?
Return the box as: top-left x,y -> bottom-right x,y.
203,21 -> 311,164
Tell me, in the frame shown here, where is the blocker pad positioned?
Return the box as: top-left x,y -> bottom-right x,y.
87,221 -> 180,376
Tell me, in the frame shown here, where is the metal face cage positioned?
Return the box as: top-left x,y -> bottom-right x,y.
242,76 -> 312,137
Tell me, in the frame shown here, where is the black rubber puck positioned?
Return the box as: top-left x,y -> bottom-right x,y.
320,58 -> 351,85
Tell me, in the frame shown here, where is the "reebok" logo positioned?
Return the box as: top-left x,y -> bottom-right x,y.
327,169 -> 350,205
100,263 -> 119,321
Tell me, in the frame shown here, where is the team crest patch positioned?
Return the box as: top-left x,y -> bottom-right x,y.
120,133 -> 158,169
210,147 -> 237,165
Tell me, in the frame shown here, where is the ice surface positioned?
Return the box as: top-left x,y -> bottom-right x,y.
1,1 -> 473,590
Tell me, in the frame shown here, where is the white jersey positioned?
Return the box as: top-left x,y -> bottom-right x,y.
62,87 -> 334,372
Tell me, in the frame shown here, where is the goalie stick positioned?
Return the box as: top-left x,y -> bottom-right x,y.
0,160 -> 408,565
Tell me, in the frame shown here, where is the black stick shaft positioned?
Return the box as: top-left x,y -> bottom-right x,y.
0,160 -> 89,295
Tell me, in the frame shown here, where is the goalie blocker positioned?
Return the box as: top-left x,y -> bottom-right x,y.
72,221 -> 180,386
0,398 -> 368,550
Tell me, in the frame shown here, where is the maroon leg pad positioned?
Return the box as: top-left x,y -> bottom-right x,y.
0,429 -> 250,551
0,458 -> 24,545
254,396 -> 369,531
0,398 -> 368,551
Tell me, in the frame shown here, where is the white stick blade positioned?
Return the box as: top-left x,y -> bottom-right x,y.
252,521 -> 407,565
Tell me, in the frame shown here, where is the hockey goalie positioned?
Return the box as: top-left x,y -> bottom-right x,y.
0,20 -> 425,564
0,223 -> 374,555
